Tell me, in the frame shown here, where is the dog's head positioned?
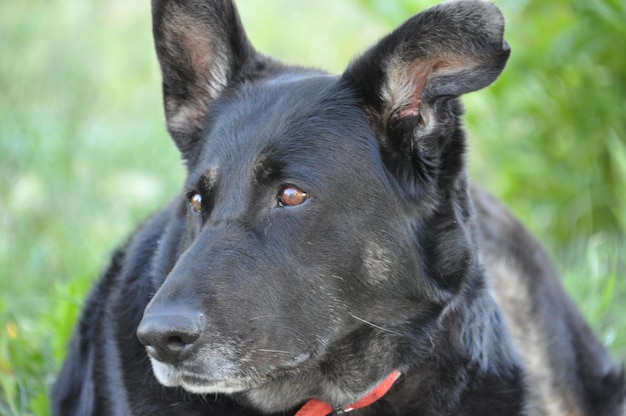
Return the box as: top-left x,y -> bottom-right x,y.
137,0 -> 509,411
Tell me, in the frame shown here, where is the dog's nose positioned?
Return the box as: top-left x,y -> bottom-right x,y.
136,310 -> 204,364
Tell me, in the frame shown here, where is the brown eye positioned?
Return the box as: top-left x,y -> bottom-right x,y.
278,186 -> 308,207
190,193 -> 202,213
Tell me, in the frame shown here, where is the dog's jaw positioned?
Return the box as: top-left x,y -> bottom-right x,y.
149,349 -> 397,414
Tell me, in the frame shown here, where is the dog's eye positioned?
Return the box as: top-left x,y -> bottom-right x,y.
190,193 -> 202,213
278,186 -> 308,207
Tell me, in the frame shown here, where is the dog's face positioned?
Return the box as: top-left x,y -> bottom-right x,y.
141,74 -> 430,408
137,0 -> 509,411
146,75 -> 423,396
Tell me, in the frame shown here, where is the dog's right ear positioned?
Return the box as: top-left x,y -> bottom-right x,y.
341,0 -> 509,201
152,0 -> 263,157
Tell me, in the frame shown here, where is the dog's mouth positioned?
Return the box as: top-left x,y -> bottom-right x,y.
149,351 -> 313,394
153,363 -> 267,394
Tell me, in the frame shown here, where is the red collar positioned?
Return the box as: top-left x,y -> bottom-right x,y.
295,370 -> 401,416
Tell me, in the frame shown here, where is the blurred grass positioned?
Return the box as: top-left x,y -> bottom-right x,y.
0,0 -> 624,414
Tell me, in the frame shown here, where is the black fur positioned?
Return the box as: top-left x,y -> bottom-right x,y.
52,1 -> 625,415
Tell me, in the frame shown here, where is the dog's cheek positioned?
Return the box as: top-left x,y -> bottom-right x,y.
361,241 -> 394,285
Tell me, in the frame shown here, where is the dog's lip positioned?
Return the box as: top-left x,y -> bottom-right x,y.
149,360 -> 268,393
178,372 -> 266,393
152,351 -> 314,393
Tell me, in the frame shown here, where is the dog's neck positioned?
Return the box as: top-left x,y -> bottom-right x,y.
383,280 -> 530,415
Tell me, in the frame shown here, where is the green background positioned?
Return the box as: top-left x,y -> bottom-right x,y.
1,0 -> 624,414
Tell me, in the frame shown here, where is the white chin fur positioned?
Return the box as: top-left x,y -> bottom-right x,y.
149,358 -> 258,394
150,358 -> 181,387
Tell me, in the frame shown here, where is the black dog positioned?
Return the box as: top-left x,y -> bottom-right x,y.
52,0 -> 625,414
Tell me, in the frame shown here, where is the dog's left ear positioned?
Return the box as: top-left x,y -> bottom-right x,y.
342,0 -> 510,199
152,0 -> 265,157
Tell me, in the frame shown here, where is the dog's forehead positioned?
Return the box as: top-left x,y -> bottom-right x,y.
194,72 -> 377,183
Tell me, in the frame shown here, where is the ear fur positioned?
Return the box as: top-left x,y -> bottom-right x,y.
152,0 -> 269,157
342,0 -> 510,200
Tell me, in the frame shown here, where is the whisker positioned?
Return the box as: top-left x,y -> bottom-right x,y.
248,315 -> 285,322
256,348 -> 293,355
349,313 -> 402,336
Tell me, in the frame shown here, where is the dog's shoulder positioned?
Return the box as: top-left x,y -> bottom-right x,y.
471,185 -> 626,416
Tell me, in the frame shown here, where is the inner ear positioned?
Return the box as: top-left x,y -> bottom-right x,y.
385,58 -> 460,124
157,12 -> 230,143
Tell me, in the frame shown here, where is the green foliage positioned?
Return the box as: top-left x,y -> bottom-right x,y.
1,1 -> 181,413
561,236 -> 626,353
488,0 -> 626,245
1,0 -> 624,414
